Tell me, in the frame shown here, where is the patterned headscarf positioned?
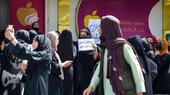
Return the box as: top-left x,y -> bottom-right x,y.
101,15 -> 127,95
47,31 -> 59,51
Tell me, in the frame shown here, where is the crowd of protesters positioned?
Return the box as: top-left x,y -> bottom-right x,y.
1,15 -> 170,95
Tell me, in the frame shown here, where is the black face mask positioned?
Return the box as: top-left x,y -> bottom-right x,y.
33,28 -> 39,32
156,41 -> 162,50
79,35 -> 91,39
79,36 -> 86,39
168,46 -> 170,51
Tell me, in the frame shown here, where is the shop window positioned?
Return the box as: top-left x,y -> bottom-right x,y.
163,0 -> 170,37
58,0 -> 70,32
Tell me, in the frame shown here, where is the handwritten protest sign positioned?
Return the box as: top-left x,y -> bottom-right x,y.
88,19 -> 101,44
78,39 -> 95,51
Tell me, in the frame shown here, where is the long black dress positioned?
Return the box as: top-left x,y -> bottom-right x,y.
48,49 -> 63,95
79,50 -> 96,92
153,53 -> 170,94
11,35 -> 52,95
58,30 -> 74,95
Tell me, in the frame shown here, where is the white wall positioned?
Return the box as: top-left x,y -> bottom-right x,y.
45,0 -> 58,33
149,0 -> 162,39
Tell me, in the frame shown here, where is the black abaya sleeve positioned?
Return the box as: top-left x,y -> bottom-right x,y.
12,42 -> 51,63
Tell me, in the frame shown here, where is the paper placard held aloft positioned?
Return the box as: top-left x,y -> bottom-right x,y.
88,19 -> 101,44
78,39 -> 95,51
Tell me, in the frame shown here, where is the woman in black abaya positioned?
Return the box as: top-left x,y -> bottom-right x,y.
5,27 -> 52,95
78,28 -> 99,94
47,31 -> 72,95
58,30 -> 74,95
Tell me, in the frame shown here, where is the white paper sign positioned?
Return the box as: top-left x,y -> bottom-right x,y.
78,39 -> 95,51
88,19 -> 101,44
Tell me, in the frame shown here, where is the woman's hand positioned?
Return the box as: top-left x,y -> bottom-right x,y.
19,64 -> 28,74
61,60 -> 73,68
136,92 -> 143,95
92,44 -> 98,60
92,44 -> 97,50
5,25 -> 15,41
5,25 -> 18,46
0,41 -> 5,51
83,86 -> 93,95
58,60 -> 73,79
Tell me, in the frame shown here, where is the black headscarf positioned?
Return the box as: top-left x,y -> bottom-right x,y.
141,37 -> 156,61
28,29 -> 37,44
128,35 -> 150,74
79,27 -> 91,39
58,30 -> 73,62
141,37 -> 153,53
15,29 -> 30,43
33,35 -> 51,53
101,15 -> 127,95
